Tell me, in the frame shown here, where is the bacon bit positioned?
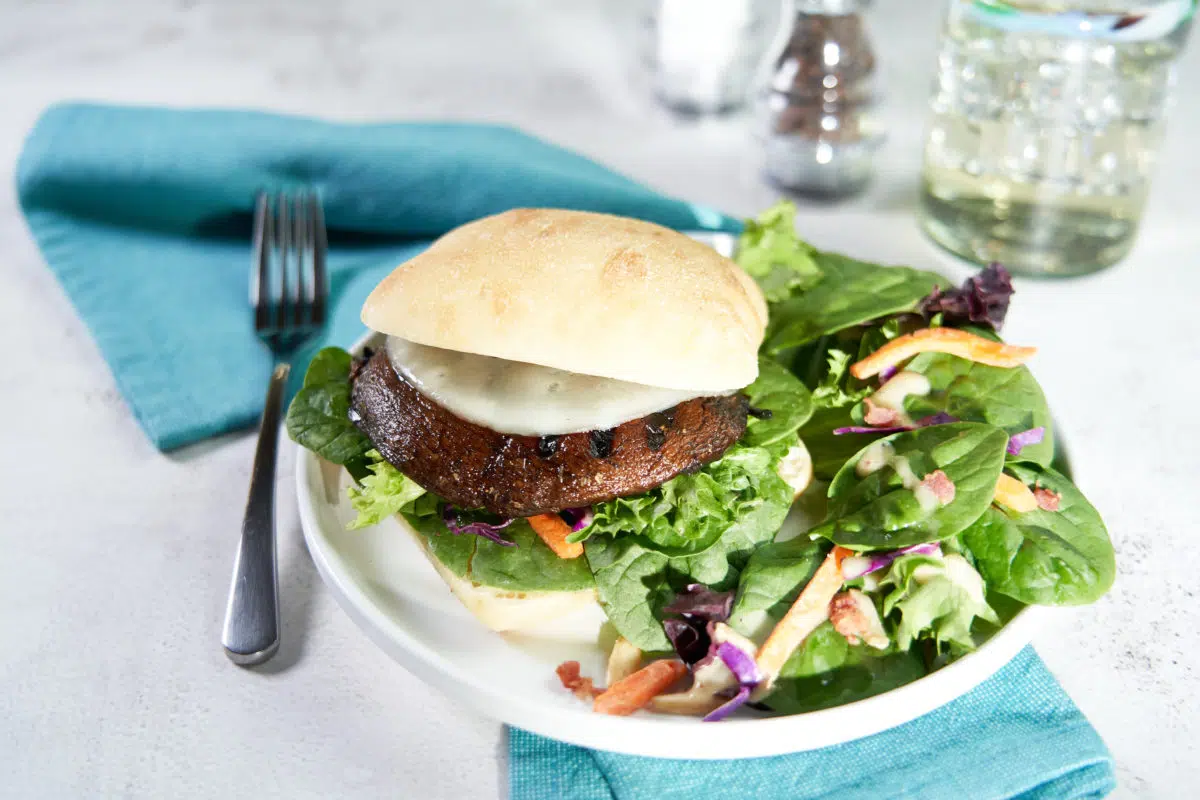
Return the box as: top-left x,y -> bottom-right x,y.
850,327 -> 1037,380
829,590 -> 889,650
920,469 -> 956,504
528,514 -> 585,559
994,473 -> 1038,513
556,661 -> 603,701
1034,487 -> 1062,512
593,660 -> 688,716
863,397 -> 901,427
753,546 -> 852,696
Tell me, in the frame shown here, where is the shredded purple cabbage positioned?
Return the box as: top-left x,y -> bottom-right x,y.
441,506 -> 516,547
558,506 -> 594,533
833,425 -> 908,436
663,584 -> 735,622
919,262 -> 1015,331
1007,426 -> 1046,456
878,365 -> 898,384
701,639 -> 764,722
715,641 -> 763,685
703,685 -> 752,722
833,412 -> 958,436
841,542 -> 942,580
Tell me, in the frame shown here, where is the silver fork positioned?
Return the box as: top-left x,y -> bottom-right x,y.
222,191 -> 327,666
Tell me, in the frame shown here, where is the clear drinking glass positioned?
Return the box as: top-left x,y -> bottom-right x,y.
919,1 -> 1194,276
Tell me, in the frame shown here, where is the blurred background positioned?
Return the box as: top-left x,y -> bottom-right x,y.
4,1 -> 1198,274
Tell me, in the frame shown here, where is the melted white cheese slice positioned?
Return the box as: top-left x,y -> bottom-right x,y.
386,336 -> 715,436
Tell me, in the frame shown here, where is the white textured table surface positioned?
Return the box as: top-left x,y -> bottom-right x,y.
2,2 -> 1197,798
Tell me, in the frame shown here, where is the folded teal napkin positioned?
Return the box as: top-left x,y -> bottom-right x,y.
510,648 -> 1114,800
16,102 -> 736,450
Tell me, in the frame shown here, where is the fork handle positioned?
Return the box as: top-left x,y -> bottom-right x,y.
222,363 -> 290,666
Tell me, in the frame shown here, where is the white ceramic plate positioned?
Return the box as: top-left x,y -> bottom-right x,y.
296,346 -> 1047,758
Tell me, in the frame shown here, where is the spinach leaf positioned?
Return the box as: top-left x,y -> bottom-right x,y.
742,357 -> 814,447
584,535 -> 673,651
960,463 -> 1115,605
765,252 -> 945,353
285,347 -> 372,466
407,507 -> 595,594
801,405 -> 887,481
901,352 -> 1055,467
727,537 -> 827,640
815,423 -> 1009,549
763,622 -> 927,714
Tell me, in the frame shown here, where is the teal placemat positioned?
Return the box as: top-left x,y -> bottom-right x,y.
510,648 -> 1114,800
16,103 -> 737,450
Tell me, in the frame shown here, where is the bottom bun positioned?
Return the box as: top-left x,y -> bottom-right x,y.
407,526 -> 599,632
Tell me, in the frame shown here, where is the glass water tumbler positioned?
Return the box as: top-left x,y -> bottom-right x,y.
919,1 -> 1193,276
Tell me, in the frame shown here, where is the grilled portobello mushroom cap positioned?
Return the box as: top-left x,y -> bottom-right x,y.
349,349 -> 748,517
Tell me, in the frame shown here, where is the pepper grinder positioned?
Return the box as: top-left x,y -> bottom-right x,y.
757,0 -> 884,197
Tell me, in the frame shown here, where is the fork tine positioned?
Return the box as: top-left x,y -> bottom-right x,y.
310,193 -> 328,328
251,193 -> 272,333
275,191 -> 292,334
293,192 -> 311,329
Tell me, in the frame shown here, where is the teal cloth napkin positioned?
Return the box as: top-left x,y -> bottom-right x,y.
510,648 -> 1114,800
16,102 -> 737,450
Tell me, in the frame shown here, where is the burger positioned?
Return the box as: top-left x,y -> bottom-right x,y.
288,208 -> 812,650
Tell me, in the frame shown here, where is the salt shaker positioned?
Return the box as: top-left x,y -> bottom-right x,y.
758,0 -> 884,196
644,0 -> 776,114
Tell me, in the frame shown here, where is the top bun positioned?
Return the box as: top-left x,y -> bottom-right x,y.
361,209 -> 767,392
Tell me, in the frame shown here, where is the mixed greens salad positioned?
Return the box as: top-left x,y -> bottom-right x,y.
288,201 -> 1115,720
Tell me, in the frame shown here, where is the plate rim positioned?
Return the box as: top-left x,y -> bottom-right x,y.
293,336 -> 1049,760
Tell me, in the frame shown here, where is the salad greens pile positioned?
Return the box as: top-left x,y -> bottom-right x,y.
286,200 -> 1115,716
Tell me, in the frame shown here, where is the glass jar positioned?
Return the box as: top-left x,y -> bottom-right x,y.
757,0 -> 885,197
919,1 -> 1194,276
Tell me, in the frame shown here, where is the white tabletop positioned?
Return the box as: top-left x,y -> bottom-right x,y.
2,1 -> 1197,797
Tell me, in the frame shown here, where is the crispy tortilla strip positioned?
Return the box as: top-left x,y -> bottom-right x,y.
850,328 -> 1036,380
753,546 -> 851,694
605,637 -> 643,686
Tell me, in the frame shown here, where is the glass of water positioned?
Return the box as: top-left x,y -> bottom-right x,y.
919,1 -> 1194,276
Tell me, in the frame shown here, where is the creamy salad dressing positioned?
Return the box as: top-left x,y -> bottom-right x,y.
385,336 -> 717,436
867,370 -> 931,427
854,440 -> 941,512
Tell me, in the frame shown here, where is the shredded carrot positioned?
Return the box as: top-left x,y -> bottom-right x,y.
593,660 -> 688,716
528,514 -> 585,559
994,473 -> 1038,513
849,327 -> 1037,380
753,546 -> 852,693
556,661 -> 603,701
